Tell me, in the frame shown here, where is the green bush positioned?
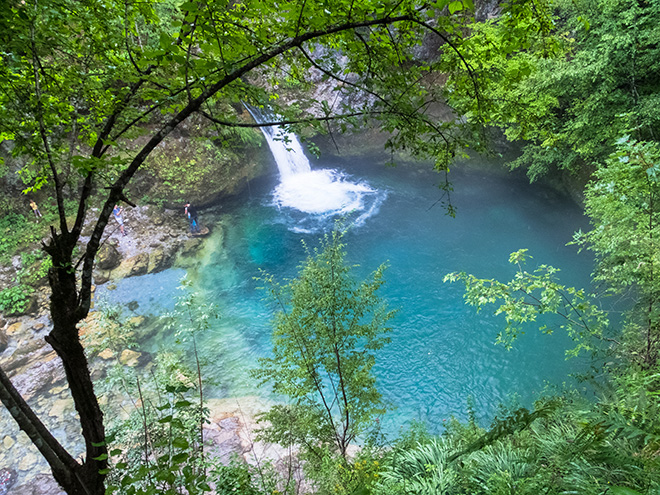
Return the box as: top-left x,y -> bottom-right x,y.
0,284 -> 34,315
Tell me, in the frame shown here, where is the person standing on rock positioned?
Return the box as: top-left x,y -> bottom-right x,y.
113,204 -> 127,236
184,202 -> 200,233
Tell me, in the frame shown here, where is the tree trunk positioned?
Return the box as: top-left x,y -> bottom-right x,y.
42,233 -> 108,495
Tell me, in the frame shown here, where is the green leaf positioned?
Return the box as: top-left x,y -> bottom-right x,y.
448,1 -> 464,14
171,452 -> 189,464
172,437 -> 189,449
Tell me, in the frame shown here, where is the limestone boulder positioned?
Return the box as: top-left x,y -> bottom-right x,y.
96,242 -> 121,270
2,436 -> 14,449
7,351 -> 66,401
119,349 -> 142,367
6,321 -> 22,336
48,397 -> 73,418
147,248 -> 174,274
110,252 -> 149,279
129,253 -> 149,276
97,348 -> 114,360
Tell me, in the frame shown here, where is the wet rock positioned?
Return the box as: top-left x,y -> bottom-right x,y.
94,272 -> 110,285
97,243 -> 121,270
1,355 -> 29,374
147,248 -> 174,274
179,238 -> 203,258
0,468 -> 18,495
110,253 -> 149,279
11,473 -> 65,495
12,338 -> 48,359
32,323 -> 45,331
127,300 -> 139,311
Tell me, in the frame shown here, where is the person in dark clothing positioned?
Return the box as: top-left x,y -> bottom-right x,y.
184,202 -> 200,233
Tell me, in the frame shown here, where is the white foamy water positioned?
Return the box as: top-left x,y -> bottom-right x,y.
248,106 -> 385,231
274,169 -> 374,214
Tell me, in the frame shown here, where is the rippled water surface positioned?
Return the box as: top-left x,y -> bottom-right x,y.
103,153 -> 592,435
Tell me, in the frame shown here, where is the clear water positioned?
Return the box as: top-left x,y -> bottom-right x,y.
100,153 -> 592,435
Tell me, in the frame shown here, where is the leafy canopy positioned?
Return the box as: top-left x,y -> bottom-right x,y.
447,0 -> 660,179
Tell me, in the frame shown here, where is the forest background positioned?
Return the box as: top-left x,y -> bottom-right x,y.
0,0 -> 659,494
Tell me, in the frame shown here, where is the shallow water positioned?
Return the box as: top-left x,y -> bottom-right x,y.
101,153 -> 592,436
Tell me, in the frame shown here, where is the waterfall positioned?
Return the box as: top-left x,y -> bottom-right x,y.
247,105 -> 386,232
251,110 -> 312,179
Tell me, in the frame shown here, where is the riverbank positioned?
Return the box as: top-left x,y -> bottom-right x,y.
0,205 -> 287,494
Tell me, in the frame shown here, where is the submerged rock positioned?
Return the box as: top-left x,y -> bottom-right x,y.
203,417 -> 246,465
119,349 -> 141,367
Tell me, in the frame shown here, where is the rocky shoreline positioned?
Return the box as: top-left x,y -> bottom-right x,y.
0,205 -> 289,495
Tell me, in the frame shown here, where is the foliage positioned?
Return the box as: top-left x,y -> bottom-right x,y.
253,229 -> 395,463
91,292 -> 212,495
444,249 -> 608,355
163,277 -> 220,344
0,211 -> 47,263
447,0 -> 660,179
0,0 -> 578,492
572,140 -> 660,366
104,378 -> 210,495
0,283 -> 33,315
369,390 -> 660,495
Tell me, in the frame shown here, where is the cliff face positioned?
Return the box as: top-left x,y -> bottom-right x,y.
129,112 -> 270,209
